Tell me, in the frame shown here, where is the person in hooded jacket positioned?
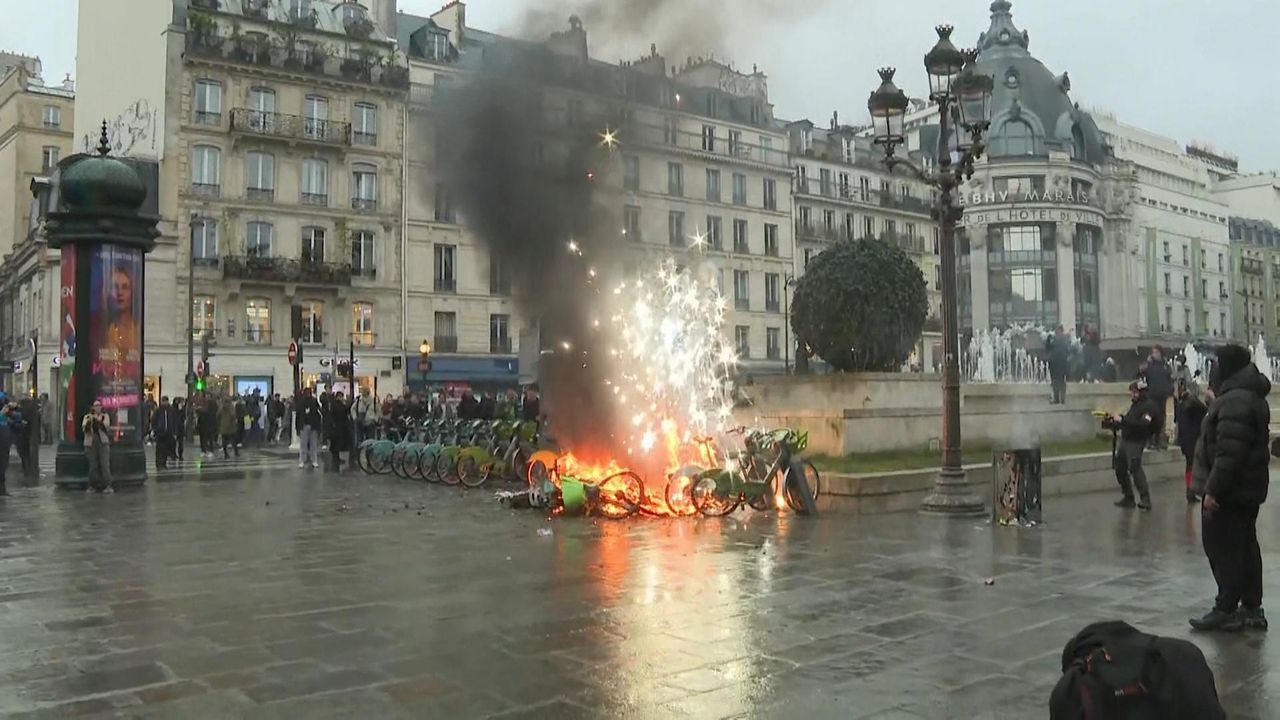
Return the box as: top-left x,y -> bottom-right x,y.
1109,379 -> 1158,510
1189,344 -> 1270,632
1176,381 -> 1210,504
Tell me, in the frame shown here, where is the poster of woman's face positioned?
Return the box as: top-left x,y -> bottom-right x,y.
90,244 -> 144,441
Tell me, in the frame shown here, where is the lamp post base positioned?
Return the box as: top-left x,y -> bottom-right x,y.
919,467 -> 985,516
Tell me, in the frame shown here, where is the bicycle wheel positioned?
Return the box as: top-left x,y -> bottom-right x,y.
596,471 -> 644,519
369,447 -> 393,475
437,452 -> 461,486
356,445 -> 374,474
404,448 -> 425,481
419,449 -> 441,483
527,459 -> 552,508
663,466 -> 702,516
691,474 -> 739,517
745,472 -> 774,511
458,455 -> 487,488
391,449 -> 410,478
784,461 -> 821,513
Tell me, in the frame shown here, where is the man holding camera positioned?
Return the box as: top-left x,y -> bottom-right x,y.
1106,379 -> 1158,510
82,401 -> 114,494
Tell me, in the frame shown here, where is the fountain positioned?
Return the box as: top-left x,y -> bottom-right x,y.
1253,335 -> 1274,383
963,325 -> 1055,384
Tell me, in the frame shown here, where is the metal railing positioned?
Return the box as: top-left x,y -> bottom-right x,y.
246,187 -> 274,203
229,108 -> 351,146
221,255 -> 352,285
190,183 -> 220,198
301,192 -> 328,207
491,337 -> 513,354
434,335 -> 459,353
434,277 -> 456,293
184,33 -> 409,90
352,198 -> 377,211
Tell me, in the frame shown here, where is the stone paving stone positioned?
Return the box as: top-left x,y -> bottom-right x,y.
0,465 -> 1276,716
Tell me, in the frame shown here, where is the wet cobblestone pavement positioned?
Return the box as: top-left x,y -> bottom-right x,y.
0,468 -> 1275,719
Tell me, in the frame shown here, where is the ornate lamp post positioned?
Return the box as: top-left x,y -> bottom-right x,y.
45,123 -> 160,488
868,26 -> 993,515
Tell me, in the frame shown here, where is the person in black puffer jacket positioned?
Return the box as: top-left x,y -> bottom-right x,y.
1189,344 -> 1270,633
1176,382 -> 1209,504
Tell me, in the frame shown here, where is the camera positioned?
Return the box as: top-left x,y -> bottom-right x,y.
1100,415 -> 1121,432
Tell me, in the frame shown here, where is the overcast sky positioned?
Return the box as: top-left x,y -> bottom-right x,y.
4,0 -> 1275,170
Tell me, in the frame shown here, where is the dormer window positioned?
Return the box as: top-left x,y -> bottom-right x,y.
430,32 -> 448,60
341,1 -> 366,24
800,128 -> 812,154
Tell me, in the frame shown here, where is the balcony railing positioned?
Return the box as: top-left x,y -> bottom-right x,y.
184,33 -> 410,90
190,182 -> 220,198
193,256 -> 220,268
434,335 -> 459,353
246,187 -> 275,203
491,337 -> 513,354
434,277 -> 456,293
193,111 -> 221,127
222,255 -> 352,286
229,108 -> 351,146
244,328 -> 272,345
765,301 -> 781,313
352,197 -> 377,211
352,264 -> 376,279
735,298 -> 750,311
353,131 -> 377,146
301,192 -> 328,207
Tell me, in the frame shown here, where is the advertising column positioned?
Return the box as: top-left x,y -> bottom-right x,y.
89,245 -> 145,443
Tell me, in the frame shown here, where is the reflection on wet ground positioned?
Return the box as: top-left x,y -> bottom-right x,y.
0,469 -> 1274,718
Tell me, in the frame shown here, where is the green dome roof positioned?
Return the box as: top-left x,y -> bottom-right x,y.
59,122 -> 147,212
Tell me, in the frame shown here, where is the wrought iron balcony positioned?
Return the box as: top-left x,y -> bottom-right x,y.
229,108 -> 351,147
246,187 -> 275,203
222,255 -> 352,286
491,337 -> 513,354
301,192 -> 328,207
190,183 -> 221,198
434,335 -> 459,353
352,198 -> 378,212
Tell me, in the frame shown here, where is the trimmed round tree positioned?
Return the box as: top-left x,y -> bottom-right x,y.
791,237 -> 928,371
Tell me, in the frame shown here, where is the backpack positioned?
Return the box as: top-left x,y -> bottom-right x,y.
1049,621 -> 1225,720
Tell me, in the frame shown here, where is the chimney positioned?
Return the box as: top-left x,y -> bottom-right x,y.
831,110 -> 839,130
61,73 -> 74,92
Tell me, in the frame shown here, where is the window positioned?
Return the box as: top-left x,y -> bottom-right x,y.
764,224 -> 779,256
1219,280 -> 1227,300
765,273 -> 780,312
803,248 -> 814,268
763,179 -> 777,210
303,95 -> 329,139
735,325 -> 750,358
623,155 -> 639,192
41,146 -> 59,171
245,298 -> 270,344
1218,253 -> 1224,272
624,205 -> 641,242
934,265 -> 942,290
193,295 -> 216,339
706,216 -> 723,250
245,152 -> 274,201
706,169 -> 721,202
766,328 -> 781,360
191,145 -> 220,193
1200,248 -> 1207,269
352,302 -> 374,346
301,300 -> 323,344
434,182 -> 454,222
490,314 -> 511,354
667,162 -> 683,196
301,158 -> 328,205
42,105 -> 61,129
733,219 -> 749,253
289,0 -> 311,20
433,244 -> 456,292
1162,240 -> 1170,260
1183,276 -> 1190,297
352,163 -> 377,210
733,270 -> 750,310
993,225 -> 1048,252
1184,308 -> 1192,333
820,168 -> 832,197
858,176 -> 870,201
1164,306 -> 1172,331
352,102 -> 377,145
992,120 -> 1036,155
701,124 -> 716,152
732,173 -> 747,205
301,226 -> 326,263
194,80 -> 221,125
823,210 -> 835,232
933,227 -> 940,254
1182,244 -> 1189,265
728,129 -> 742,156
1221,312 -> 1227,335
668,211 -> 685,247
352,231 -> 375,277
842,137 -> 854,164
248,87 -> 276,130
191,217 -> 218,265
759,136 -> 773,163
993,176 -> 1045,195
246,222 -> 273,256
663,117 -> 678,145
434,311 -> 457,351
490,255 -> 511,295
1163,272 -> 1171,294
863,216 -> 875,238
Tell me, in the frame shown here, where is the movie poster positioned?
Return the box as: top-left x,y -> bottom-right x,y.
59,246 -> 77,441
89,245 -> 144,441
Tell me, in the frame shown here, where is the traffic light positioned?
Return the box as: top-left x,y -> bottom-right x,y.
194,375 -> 206,392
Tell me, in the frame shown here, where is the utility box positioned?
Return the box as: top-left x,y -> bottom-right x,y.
992,448 -> 1042,526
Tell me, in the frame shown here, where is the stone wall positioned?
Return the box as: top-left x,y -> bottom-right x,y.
736,373 -> 1135,456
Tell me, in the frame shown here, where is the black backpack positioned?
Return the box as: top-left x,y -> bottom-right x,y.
1049,621 -> 1225,720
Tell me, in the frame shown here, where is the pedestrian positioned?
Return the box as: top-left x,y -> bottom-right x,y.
295,389 -> 323,469
352,385 -> 379,453
1143,345 -> 1173,449
520,384 -> 541,423
142,393 -> 157,445
173,397 -> 187,462
267,393 -> 281,444
326,391 -> 352,471
1100,356 -> 1118,382
247,391 -> 263,446
478,391 -> 496,421
199,393 -> 218,457
1108,379 -> 1157,510
458,392 -> 479,420
82,400 -> 113,493
234,394 -> 247,449
38,392 -> 52,444
152,396 -> 175,470
1048,325 -> 1070,404
217,394 -> 239,458
1176,381 -> 1209,504
13,395 -> 35,474
1189,344 -> 1270,633
0,394 -> 18,496
497,388 -> 518,422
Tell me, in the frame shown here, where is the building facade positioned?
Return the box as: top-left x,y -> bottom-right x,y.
399,4 -> 795,385
784,117 -> 940,319
1228,217 -> 1280,343
74,0 -> 409,399
0,57 -> 75,396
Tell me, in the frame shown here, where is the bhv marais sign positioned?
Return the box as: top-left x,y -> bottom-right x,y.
959,189 -> 1099,226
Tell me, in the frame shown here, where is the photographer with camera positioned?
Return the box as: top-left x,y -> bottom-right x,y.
1104,379 -> 1158,510
82,400 -> 114,494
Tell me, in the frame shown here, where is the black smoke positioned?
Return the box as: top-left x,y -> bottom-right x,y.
435,57 -> 621,451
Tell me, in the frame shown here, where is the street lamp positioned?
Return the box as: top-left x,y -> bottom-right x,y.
783,273 -> 797,373
867,25 -> 993,516
419,339 -> 432,356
